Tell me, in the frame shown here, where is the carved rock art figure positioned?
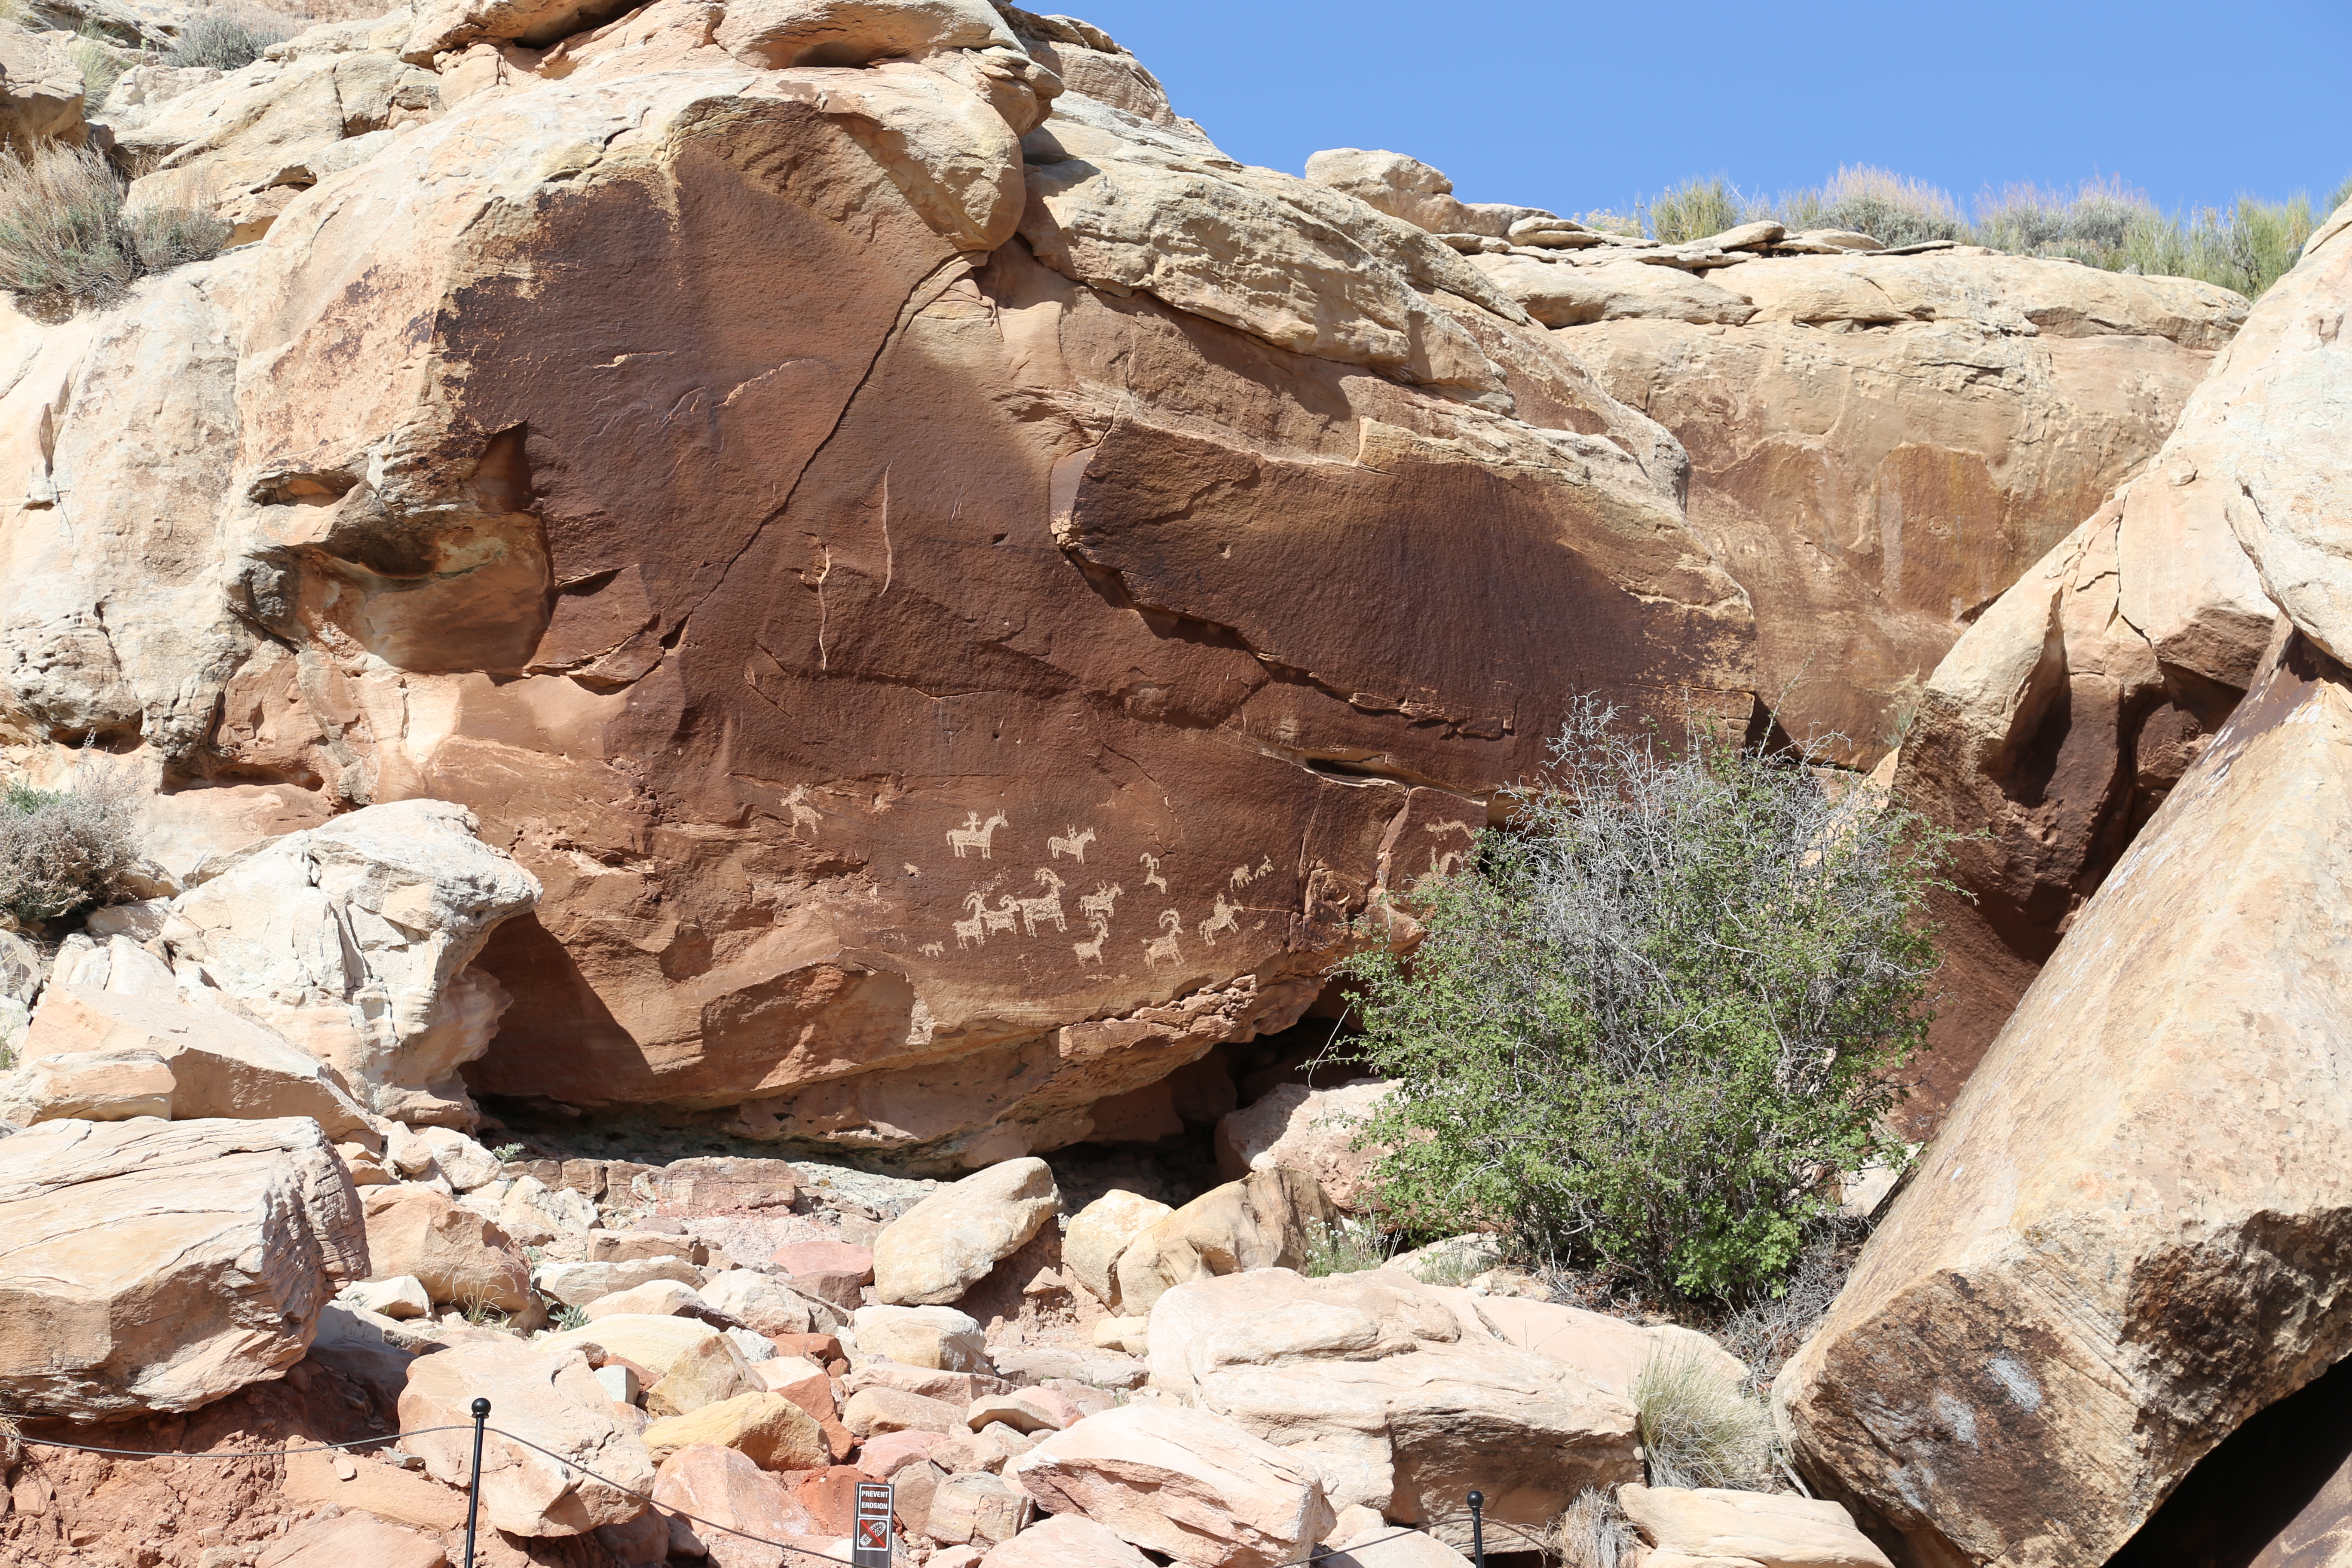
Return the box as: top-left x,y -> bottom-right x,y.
918,941 -> 944,958
947,810 -> 1010,860
1078,882 -> 1123,925
1073,918 -> 1109,966
1140,853 -> 1169,894
953,896 -> 989,951
1048,825 -> 1097,862
1198,892 -> 1241,946
1142,910 -> 1184,968
1017,868 -> 1068,935
783,783 -> 821,841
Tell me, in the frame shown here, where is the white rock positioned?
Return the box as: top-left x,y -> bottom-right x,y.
873,1156 -> 1060,1306
344,1274 -> 431,1320
1063,1189 -> 1172,1305
853,1304 -> 988,1372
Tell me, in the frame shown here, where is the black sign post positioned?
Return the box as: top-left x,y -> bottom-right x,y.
852,1480 -> 894,1566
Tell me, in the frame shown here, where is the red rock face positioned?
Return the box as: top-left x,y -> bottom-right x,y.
72,70 -> 1749,1166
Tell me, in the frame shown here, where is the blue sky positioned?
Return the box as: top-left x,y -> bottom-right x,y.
1070,0 -> 2352,223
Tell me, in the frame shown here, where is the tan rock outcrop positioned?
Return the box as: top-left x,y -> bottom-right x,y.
1009,1402 -> 1337,1568
1146,1268 -> 1638,1542
977,1514 -> 1154,1567
5,982 -> 374,1136
852,1303 -> 989,1370
0,22 -> 86,148
1301,147 -> 1549,241
160,799 -> 540,1127
1617,1485 -> 1893,1568
0,1116 -> 366,1415
0,0 -> 1752,1170
402,1339 -> 656,1536
1569,249 -> 2246,768
653,1442 -> 831,1568
873,1154 -> 1059,1304
360,1184 -> 533,1311
1776,630 -> 2352,1564
1465,1295 -> 1744,1402
1115,1166 -> 1337,1314
642,1389 -> 827,1468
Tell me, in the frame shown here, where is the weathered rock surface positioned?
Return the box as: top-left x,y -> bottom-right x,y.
852,1303 -> 989,1371
642,1389 -> 827,1468
0,1116 -> 366,1415
0,22 -> 86,148
1147,1268 -> 1638,1541
1213,1079 -> 1393,1208
1465,1294 -> 1743,1401
360,1184 -> 533,1310
1300,147 -> 1548,242
1009,1402 -> 1336,1568
1778,628 -> 2352,1565
1618,1485 -> 1893,1568
977,1513 -> 1154,1568
0,0 -> 1753,1168
1883,213 -> 2343,1128
873,1155 -> 1059,1304
1115,1166 -> 1337,1314
1570,249 -> 2246,767
1064,1187 -> 1172,1305
402,1339 -> 655,1536
653,1442 -> 830,1568
3,982 -> 374,1135
161,799 -> 540,1127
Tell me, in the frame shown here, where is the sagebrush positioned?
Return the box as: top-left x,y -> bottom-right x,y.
163,8 -> 291,69
1555,1485 -> 1638,1568
1338,698 -> 1955,1300
1633,1341 -> 1775,1490
0,143 -> 228,313
1632,164 -> 2352,297
0,772 -> 142,927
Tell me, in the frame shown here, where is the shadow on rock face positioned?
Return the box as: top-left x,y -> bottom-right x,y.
2107,1352 -> 2352,1568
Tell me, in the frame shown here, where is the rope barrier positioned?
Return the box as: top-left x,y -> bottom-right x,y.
11,1418 -> 1523,1567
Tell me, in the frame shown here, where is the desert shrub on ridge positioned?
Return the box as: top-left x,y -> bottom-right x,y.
0,142 -> 227,314
0,770 -> 141,928
1337,697 -> 1956,1301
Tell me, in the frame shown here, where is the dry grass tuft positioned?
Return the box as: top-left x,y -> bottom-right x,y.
1633,1341 -> 1773,1491
0,142 -> 227,314
1556,1486 -> 1638,1568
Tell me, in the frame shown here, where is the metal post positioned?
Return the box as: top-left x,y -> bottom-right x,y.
1467,1488 -> 1485,1568
462,1396 -> 490,1568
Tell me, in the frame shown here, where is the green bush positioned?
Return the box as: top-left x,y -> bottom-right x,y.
163,9 -> 291,69
1302,1216 -> 1390,1277
1337,699 -> 1954,1300
0,142 -> 229,314
0,772 -> 142,928
1640,175 -> 1760,244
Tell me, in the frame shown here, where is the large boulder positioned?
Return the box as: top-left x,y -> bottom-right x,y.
977,1514 -> 1154,1567
1147,1269 -> 1639,1543
1465,1294 -> 1744,1402
652,1442 -> 834,1568
401,1339 -> 655,1536
1299,147 -> 1549,240
360,1184 -> 533,1311
1008,1403 -> 1336,1568
1775,628 -> 2352,1564
641,1390 -> 827,1469
1114,1166 -> 1337,1314
3,982 -> 373,1137
0,22 -> 86,149
851,1303 -> 989,1371
1568,248 -> 2245,770
873,1155 -> 1060,1305
1213,1079 -> 1394,1209
0,1116 -> 366,1415
161,799 -> 542,1127
1063,1188 -> 1173,1305
0,0 -> 1753,1171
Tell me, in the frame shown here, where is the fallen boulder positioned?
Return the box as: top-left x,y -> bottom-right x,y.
1214,1079 -> 1394,1209
1115,1166 -> 1337,1314
852,1303 -> 988,1371
1148,1269 -> 1640,1541
360,1185 -> 532,1311
653,1442 -> 831,1568
401,1339 -> 655,1536
641,1390 -> 827,1469
976,1514 -> 1153,1567
0,1115 -> 365,1415
1008,1403 -> 1336,1568
873,1155 -> 1060,1305
1063,1188 -> 1173,1306
1776,629 -> 2352,1563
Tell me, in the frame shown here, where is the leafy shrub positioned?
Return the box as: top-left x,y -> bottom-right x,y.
0,772 -> 141,928
1338,699 -> 1954,1300
163,8 -> 291,69
0,143 -> 228,313
1633,1341 -> 1774,1490
1555,1485 -> 1638,1568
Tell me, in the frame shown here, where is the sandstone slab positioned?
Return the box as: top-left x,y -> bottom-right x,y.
1778,630 -> 2352,1564
977,1513 -> 1152,1567
873,1155 -> 1060,1305
361,1185 -> 532,1311
1009,1402 -> 1335,1568
0,1116 -> 365,1416
1618,1484 -> 1892,1568
1214,1079 -> 1393,1209
1114,1166 -> 1337,1314
852,1304 -> 988,1371
400,1339 -> 655,1536
642,1389 -> 827,1469
1063,1188 -> 1172,1305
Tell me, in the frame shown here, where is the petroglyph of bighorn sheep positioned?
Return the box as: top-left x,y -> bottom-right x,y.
1142,910 -> 1183,967
1017,868 -> 1068,935
1140,853 -> 1168,893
